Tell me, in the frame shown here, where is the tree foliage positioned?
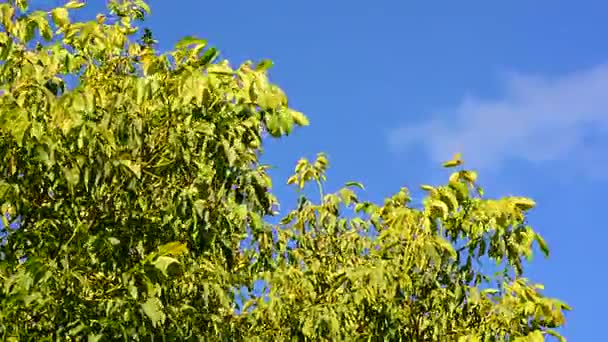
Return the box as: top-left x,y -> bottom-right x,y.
0,1 -> 570,340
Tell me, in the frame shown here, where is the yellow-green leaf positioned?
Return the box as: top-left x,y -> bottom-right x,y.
420,184 -> 434,191
255,59 -> 274,71
512,197 -> 536,210
158,241 -> 188,256
461,170 -> 478,183
64,1 -> 85,9
51,8 -> 69,28
290,110 -> 309,126
152,256 -> 180,276
141,297 -> 165,327
345,181 -> 365,190
175,35 -> 207,50
534,233 -> 550,257
119,160 -> 141,179
443,153 -> 463,168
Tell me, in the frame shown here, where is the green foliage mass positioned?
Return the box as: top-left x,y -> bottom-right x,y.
0,1 -> 570,340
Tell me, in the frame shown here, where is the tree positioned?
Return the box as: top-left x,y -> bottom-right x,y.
0,1 -> 570,340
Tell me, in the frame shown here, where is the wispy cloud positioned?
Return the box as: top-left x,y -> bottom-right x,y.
388,64 -> 608,179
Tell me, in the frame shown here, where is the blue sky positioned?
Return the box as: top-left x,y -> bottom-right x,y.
36,0 -> 608,339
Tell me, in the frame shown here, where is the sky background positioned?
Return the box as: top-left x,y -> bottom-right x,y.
48,0 -> 608,339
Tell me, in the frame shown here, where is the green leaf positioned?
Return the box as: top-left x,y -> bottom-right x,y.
68,323 -> 86,335
534,233 -> 550,257
345,181 -> 365,190
136,77 -> 148,105
1,108 -> 30,146
108,237 -> 120,245
545,330 -> 566,342
435,237 -> 456,258
15,0 -> 27,11
265,113 -> 282,137
134,0 -> 152,14
255,59 -> 274,71
175,35 -> 207,50
88,334 -> 103,342
64,1 -> 85,9
199,47 -> 219,65
442,153 -> 463,168
158,242 -> 188,256
427,199 -> 449,219
119,160 -> 141,179
512,197 -> 536,210
152,256 -> 180,276
1,215 -> 9,231
528,331 -> 544,342
51,7 -> 70,28
128,281 -> 138,299
461,170 -> 478,183
0,5 -> 15,32
420,184 -> 434,191
141,297 -> 166,328
290,110 -> 309,126
62,166 -> 80,187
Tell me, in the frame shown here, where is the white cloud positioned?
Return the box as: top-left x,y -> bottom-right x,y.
388,64 -> 608,179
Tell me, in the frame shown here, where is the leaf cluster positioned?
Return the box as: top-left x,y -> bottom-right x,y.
0,1 -> 569,341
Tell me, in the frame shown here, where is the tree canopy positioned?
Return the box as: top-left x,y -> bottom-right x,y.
0,1 -> 570,340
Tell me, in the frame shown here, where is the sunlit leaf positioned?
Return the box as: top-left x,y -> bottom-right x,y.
51,7 -> 69,28
420,184 -> 434,191
534,233 -> 550,257
175,35 -> 207,50
290,110 -> 309,126
442,153 -> 463,168
255,59 -> 274,71
119,160 -> 142,179
345,181 -> 365,190
158,242 -> 188,256
65,1 -> 85,9
512,197 -> 536,210
152,256 -> 180,276
141,297 -> 166,327
88,334 -> 103,342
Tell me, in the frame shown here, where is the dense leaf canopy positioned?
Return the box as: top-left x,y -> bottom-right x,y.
0,1 -> 570,340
